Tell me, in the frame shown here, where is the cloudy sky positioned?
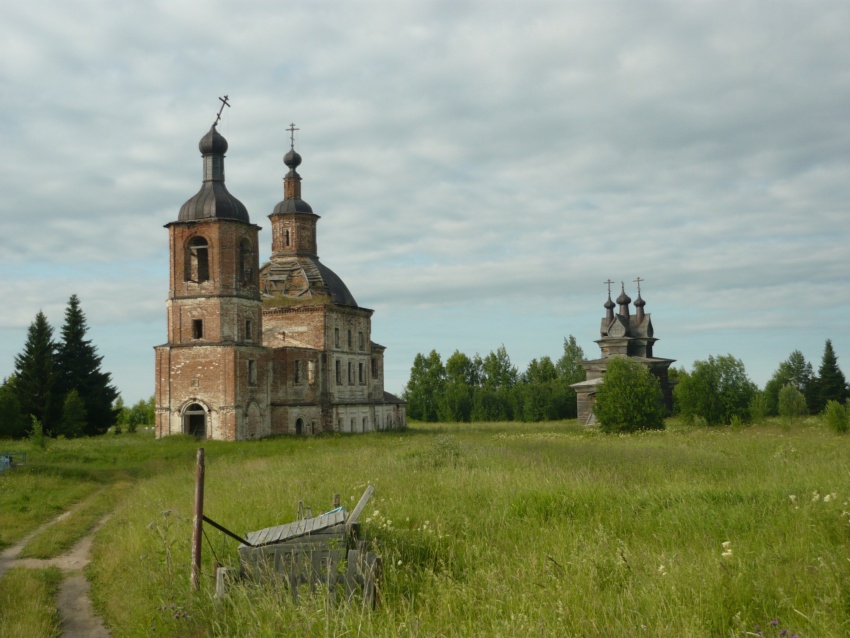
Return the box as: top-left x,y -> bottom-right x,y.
2,0 -> 848,403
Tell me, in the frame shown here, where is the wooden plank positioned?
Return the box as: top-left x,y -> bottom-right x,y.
253,526 -> 274,546
346,485 -> 375,532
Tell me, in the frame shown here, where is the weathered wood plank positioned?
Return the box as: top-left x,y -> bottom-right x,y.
346,485 -> 374,532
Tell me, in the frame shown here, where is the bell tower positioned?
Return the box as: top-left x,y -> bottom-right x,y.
155,106 -> 268,440
269,123 -> 319,259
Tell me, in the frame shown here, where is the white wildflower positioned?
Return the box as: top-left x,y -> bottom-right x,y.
812,491 -> 821,502
721,541 -> 732,550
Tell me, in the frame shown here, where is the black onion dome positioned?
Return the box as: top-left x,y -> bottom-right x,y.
199,125 -> 228,154
177,125 -> 250,223
272,145 -> 312,214
616,286 -> 631,306
179,183 -> 250,222
284,148 -> 302,169
634,293 -> 646,308
604,294 -> 615,310
272,198 -> 313,214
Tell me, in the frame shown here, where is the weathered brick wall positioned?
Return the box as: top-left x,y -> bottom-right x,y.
269,214 -> 318,257
168,220 -> 261,299
263,306 -> 326,350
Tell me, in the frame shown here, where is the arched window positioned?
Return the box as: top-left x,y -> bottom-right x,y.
239,237 -> 253,285
186,237 -> 210,283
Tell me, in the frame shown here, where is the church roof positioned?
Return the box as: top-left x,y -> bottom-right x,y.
260,257 -> 358,308
272,198 -> 314,214
179,181 -> 250,222
178,124 -> 250,223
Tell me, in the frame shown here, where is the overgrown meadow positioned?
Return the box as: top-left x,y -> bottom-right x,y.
3,420 -> 850,636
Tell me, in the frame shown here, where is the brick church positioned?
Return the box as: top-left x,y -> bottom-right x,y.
154,120 -> 406,440
571,281 -> 675,424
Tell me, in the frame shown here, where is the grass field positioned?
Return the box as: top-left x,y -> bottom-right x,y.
2,419 -> 849,636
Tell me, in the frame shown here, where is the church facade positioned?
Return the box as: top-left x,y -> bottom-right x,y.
571,282 -> 675,424
154,122 -> 406,440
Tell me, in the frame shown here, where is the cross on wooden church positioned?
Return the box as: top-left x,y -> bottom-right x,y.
633,276 -> 644,294
604,279 -> 614,296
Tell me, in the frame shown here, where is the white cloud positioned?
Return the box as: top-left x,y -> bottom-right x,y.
1,0 -> 849,400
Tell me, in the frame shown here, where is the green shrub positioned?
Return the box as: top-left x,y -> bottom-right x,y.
594,358 -> 665,433
778,384 -> 807,424
748,391 -> 768,424
823,400 -> 849,434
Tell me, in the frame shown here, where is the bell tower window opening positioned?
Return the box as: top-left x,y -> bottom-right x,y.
294,359 -> 302,383
358,362 -> 364,384
192,319 -> 204,340
371,358 -> 378,377
186,237 -> 210,283
347,330 -> 352,350
284,228 -> 290,247
245,319 -> 253,341
335,359 -> 341,384
348,361 -> 353,385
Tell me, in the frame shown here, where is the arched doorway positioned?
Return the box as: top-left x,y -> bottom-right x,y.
295,418 -> 304,435
184,403 -> 206,437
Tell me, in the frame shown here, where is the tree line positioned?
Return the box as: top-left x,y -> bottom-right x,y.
113,395 -> 156,434
672,340 -> 847,426
403,338 -> 849,431
403,337 -> 586,422
0,295 -> 119,438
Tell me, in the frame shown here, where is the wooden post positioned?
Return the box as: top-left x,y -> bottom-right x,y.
333,493 -> 340,508
191,448 -> 205,591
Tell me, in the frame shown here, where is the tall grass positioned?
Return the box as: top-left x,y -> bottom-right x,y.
85,420 -> 850,637
0,567 -> 62,637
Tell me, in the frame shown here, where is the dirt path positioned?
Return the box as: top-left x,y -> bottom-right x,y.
0,508 -> 112,637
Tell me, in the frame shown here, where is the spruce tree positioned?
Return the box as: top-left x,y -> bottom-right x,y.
54,295 -> 119,436
12,311 -> 58,433
816,339 -> 847,411
0,379 -> 29,439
